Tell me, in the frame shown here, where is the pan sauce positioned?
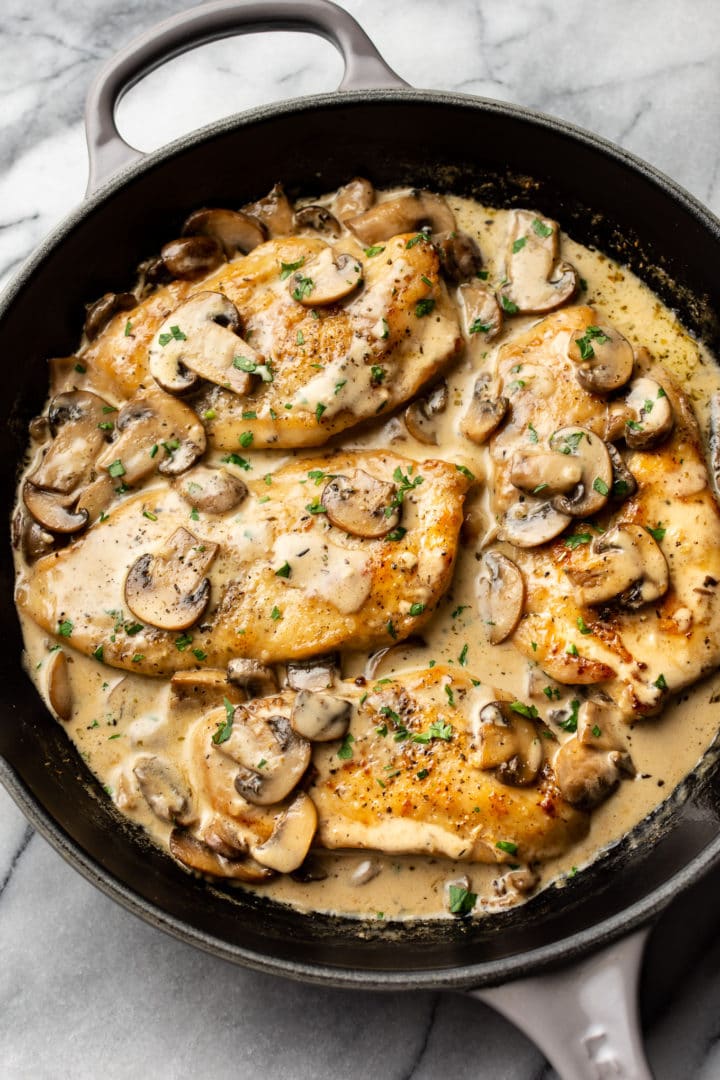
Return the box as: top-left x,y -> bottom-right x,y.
14,189 -> 720,920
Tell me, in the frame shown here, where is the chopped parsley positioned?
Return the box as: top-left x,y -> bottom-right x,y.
275,561 -> 291,578
279,257 -> 305,280
93,645 -> 104,662
315,402 -> 327,421
577,616 -> 592,635
158,325 -> 186,346
370,365 -> 386,385
221,453 -> 251,471
107,459 -> 125,479
337,733 -> 354,760
192,648 -> 207,662
305,498 -> 327,515
646,523 -> 666,542
142,510 -> 157,522
364,245 -> 385,257
212,697 -> 236,744
458,643 -> 469,666
512,236 -> 527,253
500,295 -> 519,315
416,768 -> 429,780
292,275 -> 315,301
528,422 -> 539,444
496,840 -> 518,855
124,319 -> 132,336
455,464 -> 475,480
531,218 -> 553,238
233,355 -> 258,372
593,476 -> 609,496
415,298 -> 436,318
469,318 -> 492,335
412,719 -> 453,744
58,619 -> 73,637
559,699 -> 581,733
175,633 -> 193,651
386,620 -> 397,639
270,606 -> 282,621
448,885 -> 477,916
386,525 -> 407,541
296,330 -> 304,346
565,532 -> 592,549
575,325 -> 610,360
409,602 -> 425,616
238,431 -> 254,448
654,673 -> 668,690
510,701 -> 539,720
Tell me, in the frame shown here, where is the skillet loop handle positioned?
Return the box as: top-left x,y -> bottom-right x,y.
469,928 -> 654,1080
84,0 -> 409,193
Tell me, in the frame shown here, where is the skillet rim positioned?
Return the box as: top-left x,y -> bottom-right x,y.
2,85 -> 720,990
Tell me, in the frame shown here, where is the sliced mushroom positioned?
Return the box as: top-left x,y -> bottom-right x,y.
470,701 -> 544,786
242,182 -> 295,237
554,736 -> 635,809
500,499 -> 571,548
404,380 -> 448,445
458,281 -> 503,341
133,754 -> 194,825
286,654 -> 339,691
350,858 -> 381,885
96,386 -> 206,484
435,231 -> 483,282
46,649 -> 72,720
182,207 -> 266,256
509,451 -> 583,496
137,253 -> 172,291
288,248 -> 363,306
476,551 -> 525,644
125,527 -> 218,631
160,235 -> 225,279
22,482 -> 88,535
14,511 -> 55,560
31,391 -> 110,494
461,375 -> 508,445
607,443 -> 637,501
295,205 -> 342,237
290,690 -> 352,741
548,427 -> 613,517
84,292 -> 136,341
149,291 -> 262,396
331,177 -> 375,222
322,470 -> 399,538
173,465 -> 248,514
623,377 -> 674,449
170,670 -> 245,716
227,659 -> 278,698
169,828 -> 274,881
567,323 -> 633,395
76,474 -> 116,522
221,708 -> 311,806
492,865 -> 539,903
500,210 -> 578,314
565,523 -> 669,609
249,791 -> 317,873
348,190 -> 455,244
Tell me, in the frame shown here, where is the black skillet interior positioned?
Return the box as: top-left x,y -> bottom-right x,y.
2,91 -> 720,985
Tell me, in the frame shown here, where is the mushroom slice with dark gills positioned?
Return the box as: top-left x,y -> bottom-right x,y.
173,465 -> 248,514
210,702 -> 311,806
249,791 -> 318,873
227,658 -> 278,698
169,829 -> 275,882
290,690 -> 352,741
564,523 -> 669,609
149,291 -> 264,396
181,207 -> 267,256
553,736 -> 635,810
404,380 -> 448,445
435,231 -> 483,282
567,322 -> 634,395
322,469 -> 400,538
500,210 -> 578,314
286,654 -> 339,692
468,700 -> 546,787
16,451 -> 469,675
294,205 -> 342,238
547,426 -> 613,518
95,386 -> 206,485
287,248 -> 363,306
125,527 -> 218,631
23,390 -> 114,534
476,551 -> 525,644
347,189 -> 455,244
309,666 -> 589,863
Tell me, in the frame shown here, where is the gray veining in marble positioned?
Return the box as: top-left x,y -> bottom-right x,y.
2,1 -> 720,1077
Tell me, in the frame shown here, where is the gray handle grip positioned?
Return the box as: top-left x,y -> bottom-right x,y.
470,928 -> 653,1079
84,0 -> 409,192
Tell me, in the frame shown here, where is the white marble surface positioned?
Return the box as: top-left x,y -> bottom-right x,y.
2,0 -> 720,1076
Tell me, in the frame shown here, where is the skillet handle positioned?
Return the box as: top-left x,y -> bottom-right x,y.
84,0 -> 409,193
469,927 -> 654,1079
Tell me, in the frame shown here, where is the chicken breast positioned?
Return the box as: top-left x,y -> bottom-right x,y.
81,234 -> 461,450
481,305 -> 720,718
16,451 -> 470,676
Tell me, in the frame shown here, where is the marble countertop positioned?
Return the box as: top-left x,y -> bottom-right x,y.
2,0 -> 720,1076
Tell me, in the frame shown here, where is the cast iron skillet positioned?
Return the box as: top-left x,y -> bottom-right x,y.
2,2 -> 720,1076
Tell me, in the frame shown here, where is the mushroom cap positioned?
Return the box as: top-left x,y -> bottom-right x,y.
509,451 -> 583,496
23,481 -> 89,535
182,207 -> 266,256
404,380 -> 448,445
242,182 -> 295,238
461,375 -> 509,446
33,390 -> 110,494
435,230 -> 483,282
84,291 -> 136,341
554,737 -> 633,809
173,465 -> 248,514
500,498 -> 571,548
501,209 -> 578,314
566,523 -> 669,609
46,649 -> 72,721
288,248 -> 363,306
348,190 -> 455,244
221,708 -> 311,806
322,469 -> 400,538
161,235 -> 225,279
286,654 -> 339,692
331,177 -> 375,222
148,291 -> 257,397
567,323 -> 633,395
290,690 -> 352,741
549,426 -> 613,517
470,700 -> 544,786
624,377 -> 674,449
124,526 -> 218,631
476,551 -> 525,645
133,754 -> 195,825
249,791 -> 318,873
295,205 -> 342,238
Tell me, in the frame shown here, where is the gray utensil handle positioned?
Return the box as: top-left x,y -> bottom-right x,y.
84,0 -> 409,192
471,927 -> 653,1079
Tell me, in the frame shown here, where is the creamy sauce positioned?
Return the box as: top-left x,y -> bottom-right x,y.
14,189 -> 720,921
